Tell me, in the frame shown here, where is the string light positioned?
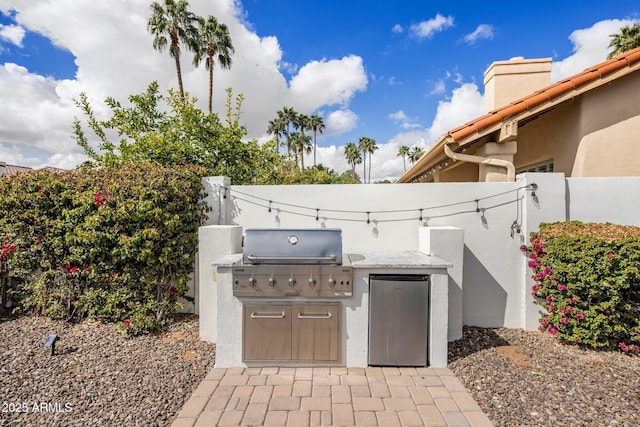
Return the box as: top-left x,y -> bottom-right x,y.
211,183 -> 537,225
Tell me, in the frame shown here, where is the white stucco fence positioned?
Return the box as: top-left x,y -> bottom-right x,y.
194,173 -> 640,340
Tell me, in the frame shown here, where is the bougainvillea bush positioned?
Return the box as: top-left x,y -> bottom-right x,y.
0,164 -> 208,335
524,221 -> 640,353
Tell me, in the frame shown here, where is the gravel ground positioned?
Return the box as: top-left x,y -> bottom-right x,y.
448,326 -> 640,427
0,314 -> 215,427
2,316 -> 638,427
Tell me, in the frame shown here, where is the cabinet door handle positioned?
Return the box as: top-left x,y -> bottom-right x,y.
298,312 -> 332,319
250,311 -> 285,319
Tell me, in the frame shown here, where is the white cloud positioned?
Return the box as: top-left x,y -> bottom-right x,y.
325,109 -> 358,135
463,24 -> 494,45
410,14 -> 455,40
0,0 -> 369,169
0,23 -> 25,46
427,83 -> 484,142
289,55 -> 368,112
551,18 -> 639,82
315,81 -> 484,182
389,110 -> 420,130
391,24 -> 403,34
430,79 -> 446,95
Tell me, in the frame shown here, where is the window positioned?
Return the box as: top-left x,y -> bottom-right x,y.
517,160 -> 554,174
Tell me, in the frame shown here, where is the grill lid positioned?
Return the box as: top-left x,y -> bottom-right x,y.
243,228 -> 343,265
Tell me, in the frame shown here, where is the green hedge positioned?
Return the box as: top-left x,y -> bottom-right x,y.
0,164 -> 208,335
524,221 -> 640,353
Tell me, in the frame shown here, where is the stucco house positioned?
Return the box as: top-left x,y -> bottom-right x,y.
397,46 -> 640,183
0,162 -> 66,178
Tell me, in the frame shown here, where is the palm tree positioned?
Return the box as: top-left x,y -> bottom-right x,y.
193,15 -> 234,114
344,142 -> 362,181
397,145 -> 410,171
309,114 -> 325,167
148,0 -> 199,99
608,24 -> 640,59
358,137 -> 377,184
292,113 -> 311,167
409,146 -> 425,164
267,117 -> 286,153
291,132 -> 312,171
276,107 -> 297,155
293,113 -> 310,142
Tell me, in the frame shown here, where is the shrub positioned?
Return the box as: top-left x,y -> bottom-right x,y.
524,221 -> 640,353
0,164 -> 208,332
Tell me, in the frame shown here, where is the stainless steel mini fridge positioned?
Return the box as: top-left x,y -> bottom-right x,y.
368,274 -> 429,366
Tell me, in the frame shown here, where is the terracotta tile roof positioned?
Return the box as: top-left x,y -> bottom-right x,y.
1,164 -> 33,177
448,46 -> 640,143
0,164 -> 67,178
397,46 -> 640,183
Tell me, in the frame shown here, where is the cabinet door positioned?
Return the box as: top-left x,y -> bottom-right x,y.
244,304 -> 292,361
292,304 -> 339,361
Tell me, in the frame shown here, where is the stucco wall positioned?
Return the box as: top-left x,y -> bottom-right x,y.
199,173 -> 639,333
203,175 -> 554,330
517,70 -> 640,178
566,177 -> 640,226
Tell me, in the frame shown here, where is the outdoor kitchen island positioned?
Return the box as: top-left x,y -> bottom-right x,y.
200,225 -> 457,369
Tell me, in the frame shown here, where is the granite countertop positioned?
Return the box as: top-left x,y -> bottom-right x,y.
211,253 -> 242,267
347,251 -> 451,269
212,250 -> 451,269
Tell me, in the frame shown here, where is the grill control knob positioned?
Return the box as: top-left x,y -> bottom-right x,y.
248,277 -> 257,287
268,276 -> 277,287
308,277 -> 317,287
327,277 -> 337,287
288,277 -> 297,287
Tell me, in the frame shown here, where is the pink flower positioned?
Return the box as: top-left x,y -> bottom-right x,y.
93,191 -> 107,205
528,259 -> 541,269
606,252 -> 615,259
123,319 -> 131,328
560,317 -> 570,325
557,284 -> 567,291
520,245 -> 529,252
536,266 -> 553,281
548,327 -> 559,336
575,312 -> 585,320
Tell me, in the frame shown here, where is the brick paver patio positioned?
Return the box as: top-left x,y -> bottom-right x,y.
171,367 -> 493,426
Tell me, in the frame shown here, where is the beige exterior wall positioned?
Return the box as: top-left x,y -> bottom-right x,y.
515,70 -> 640,177
484,57 -> 552,112
438,69 -> 640,182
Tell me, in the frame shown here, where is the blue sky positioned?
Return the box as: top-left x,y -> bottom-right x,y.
0,0 -> 638,180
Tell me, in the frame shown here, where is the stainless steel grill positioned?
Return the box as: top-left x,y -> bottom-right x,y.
232,228 -> 352,298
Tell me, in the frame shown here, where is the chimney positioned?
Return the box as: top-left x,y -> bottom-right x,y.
483,56 -> 552,113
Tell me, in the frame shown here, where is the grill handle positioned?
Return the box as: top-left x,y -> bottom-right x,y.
250,311 -> 286,319
298,312 -> 333,319
246,255 -> 338,264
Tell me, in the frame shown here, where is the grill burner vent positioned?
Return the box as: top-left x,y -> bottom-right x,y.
233,228 -> 352,298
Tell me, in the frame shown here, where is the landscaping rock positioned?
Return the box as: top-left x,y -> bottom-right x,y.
448,326 -> 640,427
0,314 -> 214,426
